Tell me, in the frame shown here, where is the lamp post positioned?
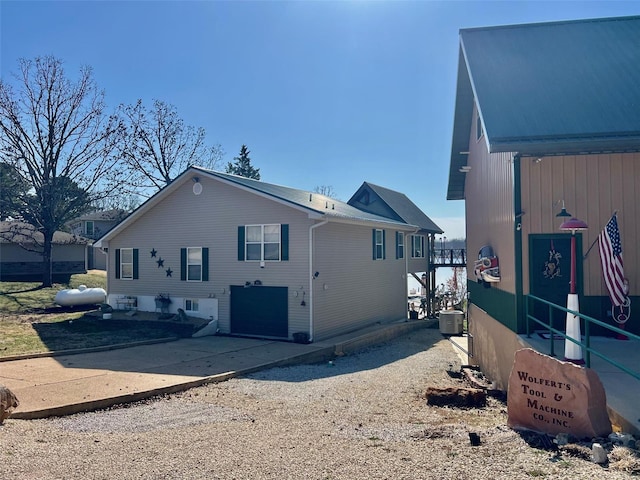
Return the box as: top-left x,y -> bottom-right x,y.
559,216 -> 588,364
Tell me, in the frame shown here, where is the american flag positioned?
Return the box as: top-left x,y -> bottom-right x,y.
598,214 -> 626,306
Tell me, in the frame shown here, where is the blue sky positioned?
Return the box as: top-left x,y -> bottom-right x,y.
2,1 -> 639,240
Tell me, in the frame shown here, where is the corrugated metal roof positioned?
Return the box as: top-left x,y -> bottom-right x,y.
448,15 -> 640,200
349,182 -> 443,234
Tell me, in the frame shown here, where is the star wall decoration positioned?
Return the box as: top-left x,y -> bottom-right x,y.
166,268 -> 173,277
156,258 -> 164,268
150,248 -> 157,258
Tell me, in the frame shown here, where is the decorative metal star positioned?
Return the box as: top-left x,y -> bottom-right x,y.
150,248 -> 157,258
156,258 -> 164,268
166,268 -> 173,277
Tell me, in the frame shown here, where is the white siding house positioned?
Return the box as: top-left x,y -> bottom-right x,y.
96,167 -> 441,342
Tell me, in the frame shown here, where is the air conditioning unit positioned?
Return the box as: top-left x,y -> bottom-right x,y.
439,310 -> 464,335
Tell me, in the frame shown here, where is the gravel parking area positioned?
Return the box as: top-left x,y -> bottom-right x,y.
1,327 -> 637,479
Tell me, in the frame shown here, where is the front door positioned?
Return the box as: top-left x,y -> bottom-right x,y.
529,234 -> 582,332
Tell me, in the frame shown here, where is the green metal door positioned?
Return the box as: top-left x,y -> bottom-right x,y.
230,286 -> 288,338
529,234 -> 582,331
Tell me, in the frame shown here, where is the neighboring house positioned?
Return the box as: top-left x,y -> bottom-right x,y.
348,182 -> 444,291
447,16 -> 640,388
0,221 -> 88,282
95,167 -> 441,342
68,209 -> 128,270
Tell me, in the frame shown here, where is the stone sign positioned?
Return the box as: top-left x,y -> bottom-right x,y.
507,348 -> 611,438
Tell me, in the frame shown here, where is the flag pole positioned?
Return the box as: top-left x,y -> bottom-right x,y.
583,211 -> 617,260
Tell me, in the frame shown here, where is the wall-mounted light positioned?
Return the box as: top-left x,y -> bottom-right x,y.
313,271 -> 319,279
555,200 -> 572,218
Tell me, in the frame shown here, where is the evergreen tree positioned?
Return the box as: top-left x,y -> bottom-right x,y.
226,144 -> 260,180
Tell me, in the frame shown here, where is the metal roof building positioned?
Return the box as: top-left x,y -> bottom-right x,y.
448,15 -> 640,200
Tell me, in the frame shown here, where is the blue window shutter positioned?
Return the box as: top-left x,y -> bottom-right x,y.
133,249 -> 139,279
372,229 -> 376,260
202,247 -> 209,281
395,232 -> 400,259
382,230 -> 386,259
115,249 -> 121,279
281,224 -> 289,261
180,248 -> 187,281
238,226 -> 245,261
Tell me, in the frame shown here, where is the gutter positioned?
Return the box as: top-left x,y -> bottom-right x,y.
308,220 -> 329,342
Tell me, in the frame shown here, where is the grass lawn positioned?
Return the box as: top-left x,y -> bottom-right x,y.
0,272 -> 190,358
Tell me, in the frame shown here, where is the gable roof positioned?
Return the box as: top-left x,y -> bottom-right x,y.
348,182 -> 443,234
96,167 -> 419,246
448,15 -> 640,200
74,209 -> 128,222
0,222 -> 89,245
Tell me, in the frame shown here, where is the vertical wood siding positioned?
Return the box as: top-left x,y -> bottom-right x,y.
521,152 -> 640,297
465,105 -> 516,293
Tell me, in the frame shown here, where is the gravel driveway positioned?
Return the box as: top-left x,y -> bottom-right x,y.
1,327 -> 636,479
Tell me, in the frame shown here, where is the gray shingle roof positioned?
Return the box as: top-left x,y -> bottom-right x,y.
448,15 -> 640,200
348,182 -> 443,233
194,168 -> 416,228
0,222 -> 89,244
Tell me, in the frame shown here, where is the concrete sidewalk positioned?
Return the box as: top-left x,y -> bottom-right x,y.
1,320 -> 432,420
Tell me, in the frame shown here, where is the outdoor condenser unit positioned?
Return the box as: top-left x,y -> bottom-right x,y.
439,310 -> 464,335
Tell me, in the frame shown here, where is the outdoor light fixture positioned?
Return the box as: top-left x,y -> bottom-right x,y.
559,215 -> 588,363
555,200 -> 572,218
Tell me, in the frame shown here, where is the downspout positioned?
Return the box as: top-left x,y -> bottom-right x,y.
308,220 -> 329,342
406,227 -> 420,307
513,153 -> 525,333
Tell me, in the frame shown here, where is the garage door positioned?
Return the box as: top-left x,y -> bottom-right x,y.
230,286 -> 288,338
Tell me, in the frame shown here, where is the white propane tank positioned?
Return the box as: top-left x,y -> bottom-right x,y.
54,285 -> 107,306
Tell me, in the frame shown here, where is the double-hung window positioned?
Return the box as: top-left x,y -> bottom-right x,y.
396,232 -> 404,259
115,248 -> 138,280
187,247 -> 202,281
180,247 -> 209,281
238,224 -> 289,262
120,248 -> 133,279
373,229 -> 385,260
85,221 -> 94,237
411,235 -> 425,258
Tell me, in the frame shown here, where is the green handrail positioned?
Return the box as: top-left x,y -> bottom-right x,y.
525,294 -> 640,382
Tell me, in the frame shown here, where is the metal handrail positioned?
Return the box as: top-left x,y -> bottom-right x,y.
431,248 -> 466,266
526,294 -> 640,381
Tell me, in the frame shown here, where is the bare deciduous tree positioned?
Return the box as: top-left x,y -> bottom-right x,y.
0,56 -> 122,286
119,99 -> 223,195
313,185 -> 338,199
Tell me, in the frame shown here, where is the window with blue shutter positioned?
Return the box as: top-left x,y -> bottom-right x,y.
373,229 -> 385,260
396,232 -> 404,259
116,248 -> 138,280
180,247 -> 208,281
239,224 -> 288,262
